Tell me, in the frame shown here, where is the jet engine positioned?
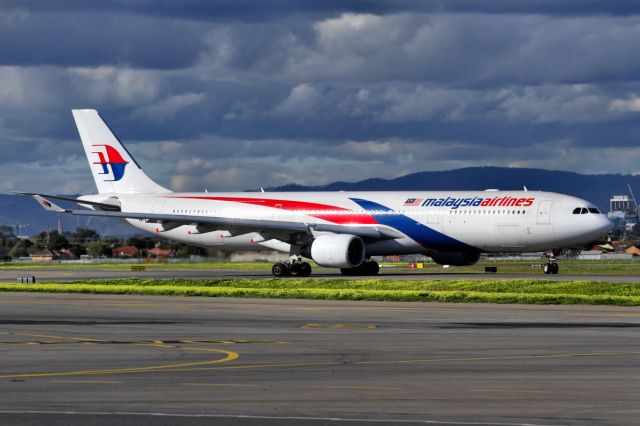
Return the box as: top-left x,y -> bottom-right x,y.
310,234 -> 365,268
429,250 -> 481,266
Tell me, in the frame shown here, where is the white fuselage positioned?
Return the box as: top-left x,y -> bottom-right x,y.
84,190 -> 611,255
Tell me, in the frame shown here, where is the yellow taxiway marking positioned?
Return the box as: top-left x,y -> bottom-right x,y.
0,348 -> 238,379
301,323 -> 377,329
0,337 -> 288,346
326,386 -> 401,391
166,349 -> 640,375
470,389 -> 551,394
181,383 -> 258,387
50,380 -> 123,384
12,333 -> 108,342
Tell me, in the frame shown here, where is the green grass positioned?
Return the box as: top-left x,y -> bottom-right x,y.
2,278 -> 640,306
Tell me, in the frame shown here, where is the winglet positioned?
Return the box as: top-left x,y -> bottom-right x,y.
32,195 -> 67,213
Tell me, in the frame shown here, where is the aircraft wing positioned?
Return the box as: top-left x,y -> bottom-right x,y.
24,194 -> 397,240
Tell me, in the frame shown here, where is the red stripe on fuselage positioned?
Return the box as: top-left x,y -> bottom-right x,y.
166,196 -> 378,225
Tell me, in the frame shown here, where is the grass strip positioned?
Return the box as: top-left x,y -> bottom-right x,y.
2,278 -> 640,306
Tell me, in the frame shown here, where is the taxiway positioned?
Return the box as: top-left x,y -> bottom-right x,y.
0,292 -> 639,425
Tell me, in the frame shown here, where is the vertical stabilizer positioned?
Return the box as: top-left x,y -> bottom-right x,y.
72,109 -> 171,194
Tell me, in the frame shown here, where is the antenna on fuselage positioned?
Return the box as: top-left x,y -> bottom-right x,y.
260,187 -> 265,193
523,186 -> 528,192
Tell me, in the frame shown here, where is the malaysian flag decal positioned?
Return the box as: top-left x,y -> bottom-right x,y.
404,198 -> 423,206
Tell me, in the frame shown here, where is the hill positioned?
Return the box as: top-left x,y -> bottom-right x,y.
271,166 -> 637,212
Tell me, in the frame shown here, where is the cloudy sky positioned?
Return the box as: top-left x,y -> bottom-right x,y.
2,0 -> 640,194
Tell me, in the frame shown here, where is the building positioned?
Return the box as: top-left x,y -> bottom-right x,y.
147,247 -> 173,258
609,195 -> 638,233
112,246 -> 140,258
29,248 -> 77,262
30,249 -> 57,262
610,195 -> 635,214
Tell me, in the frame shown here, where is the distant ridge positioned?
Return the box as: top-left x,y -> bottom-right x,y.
270,166 -> 639,211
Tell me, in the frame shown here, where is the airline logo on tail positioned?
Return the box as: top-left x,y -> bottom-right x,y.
91,144 -> 128,181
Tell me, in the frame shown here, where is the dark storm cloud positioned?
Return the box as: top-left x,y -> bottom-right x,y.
4,0 -> 640,20
0,11 -> 206,69
2,1 -> 640,193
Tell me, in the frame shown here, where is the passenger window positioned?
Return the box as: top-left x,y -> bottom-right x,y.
588,208 -> 600,214
581,208 -> 588,214
573,208 -> 581,214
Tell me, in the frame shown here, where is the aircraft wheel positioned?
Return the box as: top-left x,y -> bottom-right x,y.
340,267 -> 356,276
366,261 -> 380,276
272,262 -> 288,277
289,262 -> 302,277
300,262 -> 312,277
543,263 -> 551,274
550,262 -> 559,274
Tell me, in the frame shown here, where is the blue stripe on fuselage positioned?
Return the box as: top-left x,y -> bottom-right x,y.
349,198 -> 474,252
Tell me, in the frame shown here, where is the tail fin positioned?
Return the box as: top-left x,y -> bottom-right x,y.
72,109 -> 171,194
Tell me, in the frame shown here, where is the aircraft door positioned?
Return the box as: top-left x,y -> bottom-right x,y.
536,200 -> 552,225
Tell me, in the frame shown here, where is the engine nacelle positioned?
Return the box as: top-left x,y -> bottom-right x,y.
429,250 -> 481,266
310,234 -> 365,268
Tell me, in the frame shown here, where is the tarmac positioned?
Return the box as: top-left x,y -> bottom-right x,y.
1,292 -> 640,425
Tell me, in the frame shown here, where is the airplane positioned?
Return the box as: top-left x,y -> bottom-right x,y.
22,109 -> 612,277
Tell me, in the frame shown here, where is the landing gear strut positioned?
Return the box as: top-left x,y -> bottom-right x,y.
272,258 -> 312,278
542,253 -> 559,274
340,260 -> 380,276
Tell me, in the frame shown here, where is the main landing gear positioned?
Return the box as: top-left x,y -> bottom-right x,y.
272,259 -> 312,277
542,253 -> 559,274
340,260 -> 380,276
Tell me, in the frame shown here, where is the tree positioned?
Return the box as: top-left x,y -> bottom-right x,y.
68,228 -> 100,245
174,243 -> 207,258
101,236 -> 122,247
36,231 -> 70,250
9,239 -> 32,258
0,225 -> 14,236
126,236 -> 156,249
86,241 -> 112,258
69,244 -> 87,258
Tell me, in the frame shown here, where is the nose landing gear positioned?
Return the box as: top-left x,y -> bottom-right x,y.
542,253 -> 559,274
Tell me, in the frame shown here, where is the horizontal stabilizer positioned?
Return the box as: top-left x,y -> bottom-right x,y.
14,192 -> 121,211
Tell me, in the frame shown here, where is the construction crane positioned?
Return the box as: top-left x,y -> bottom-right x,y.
628,184 -> 638,215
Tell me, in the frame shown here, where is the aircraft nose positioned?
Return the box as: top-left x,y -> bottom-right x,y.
596,215 -> 613,236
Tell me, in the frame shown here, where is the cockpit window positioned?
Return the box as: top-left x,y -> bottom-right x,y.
572,207 -> 581,214
588,207 -> 600,214
581,207 -> 589,214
